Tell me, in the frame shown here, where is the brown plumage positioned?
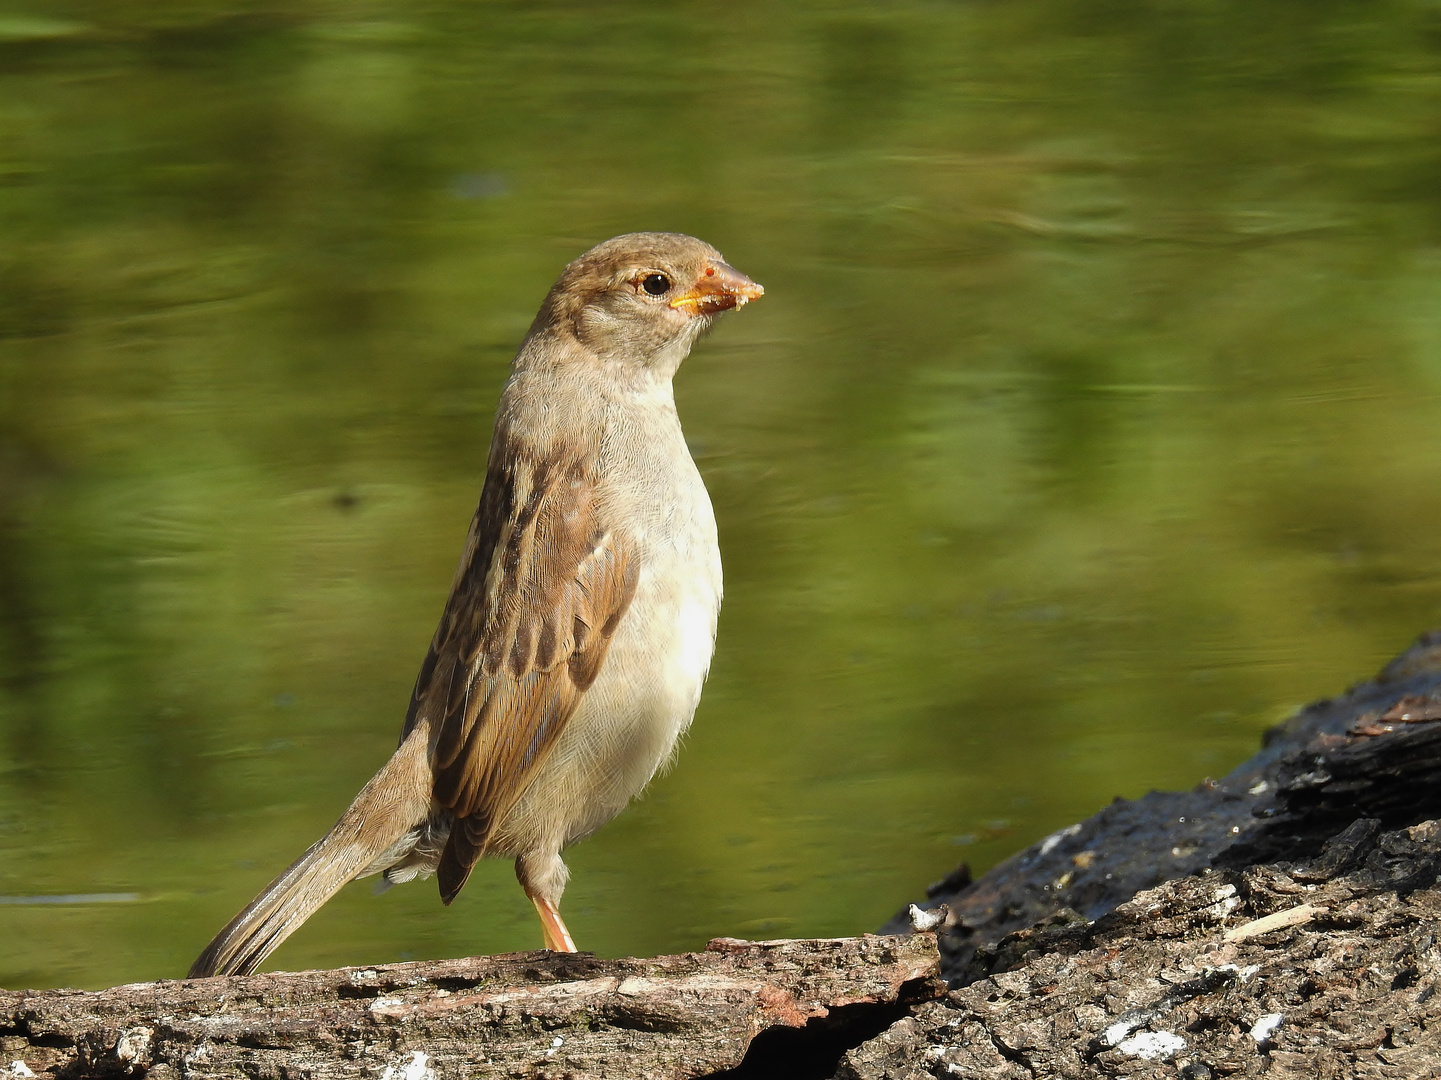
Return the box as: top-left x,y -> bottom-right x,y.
189,233 -> 761,977
424,448 -> 639,901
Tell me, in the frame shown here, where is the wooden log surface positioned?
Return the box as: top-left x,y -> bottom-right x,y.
9,632 -> 1441,1078
6,825 -> 1438,1079
843,818 -> 1441,1079
0,936 -> 942,1080
884,628 -> 1441,987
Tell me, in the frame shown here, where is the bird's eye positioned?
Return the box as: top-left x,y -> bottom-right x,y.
641,273 -> 671,296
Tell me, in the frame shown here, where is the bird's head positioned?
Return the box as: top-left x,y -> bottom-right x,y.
531,232 -> 763,377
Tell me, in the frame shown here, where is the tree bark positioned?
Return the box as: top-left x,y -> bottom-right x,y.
842,817 -> 1441,1079
9,633 -> 1441,1079
0,936 -> 941,1080
884,628 -> 1441,988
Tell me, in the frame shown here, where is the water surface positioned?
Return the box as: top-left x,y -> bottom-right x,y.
4,1 -> 1441,988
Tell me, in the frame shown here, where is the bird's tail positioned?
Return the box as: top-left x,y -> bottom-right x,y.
188,727 -> 433,978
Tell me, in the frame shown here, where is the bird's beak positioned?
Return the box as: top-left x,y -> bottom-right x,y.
669,262 -> 764,316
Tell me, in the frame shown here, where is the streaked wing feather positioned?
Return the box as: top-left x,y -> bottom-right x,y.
400,439 -> 638,902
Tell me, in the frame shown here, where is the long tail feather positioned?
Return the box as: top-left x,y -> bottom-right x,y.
189,728 -> 432,978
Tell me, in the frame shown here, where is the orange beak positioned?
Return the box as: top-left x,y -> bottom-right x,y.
669,262 -> 764,316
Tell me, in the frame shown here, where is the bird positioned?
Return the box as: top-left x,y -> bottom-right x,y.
189,232 -> 763,977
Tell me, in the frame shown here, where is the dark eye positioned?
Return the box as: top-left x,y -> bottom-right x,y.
641,273 -> 671,296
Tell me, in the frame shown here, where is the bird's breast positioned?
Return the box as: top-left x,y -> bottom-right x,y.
505,412 -> 719,849
606,417 -> 722,712
586,402 -> 722,756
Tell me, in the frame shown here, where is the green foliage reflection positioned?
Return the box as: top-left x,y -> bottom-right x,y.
2,0 -> 1441,987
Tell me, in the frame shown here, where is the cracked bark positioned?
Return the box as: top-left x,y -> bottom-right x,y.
839,818 -> 1441,1079
838,628 -> 1441,1078
0,936 -> 942,1080
886,628 -> 1441,988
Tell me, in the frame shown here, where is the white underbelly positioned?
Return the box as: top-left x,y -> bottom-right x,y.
496,540 -> 722,852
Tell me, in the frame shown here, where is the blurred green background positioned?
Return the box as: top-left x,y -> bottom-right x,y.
4,0 -> 1441,989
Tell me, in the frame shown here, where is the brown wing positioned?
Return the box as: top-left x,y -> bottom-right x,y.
401,439 -> 639,903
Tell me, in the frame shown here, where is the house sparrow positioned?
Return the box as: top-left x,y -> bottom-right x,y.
189,232 -> 762,977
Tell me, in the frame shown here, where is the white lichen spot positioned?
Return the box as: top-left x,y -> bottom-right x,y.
1251,1013 -> 1283,1043
182,1042 -> 211,1067
1102,1018 -> 1143,1047
1038,824 -> 1082,858
370,997 -> 404,1013
545,1036 -> 565,1058
1204,882 -> 1240,919
351,968 -> 379,985
1203,963 -> 1261,985
379,1050 -> 434,1080
114,1026 -> 153,1065
7,1062 -> 35,1078
1210,901 -> 1240,918
1116,1031 -> 1186,1061
908,904 -> 946,932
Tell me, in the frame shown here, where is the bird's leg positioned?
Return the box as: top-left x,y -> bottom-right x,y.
516,853 -> 576,952
526,891 -> 577,952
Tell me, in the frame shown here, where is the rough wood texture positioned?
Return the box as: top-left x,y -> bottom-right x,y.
11,634 -> 1441,1079
885,629 -> 1441,987
842,818 -> 1441,1079
0,936 -> 942,1080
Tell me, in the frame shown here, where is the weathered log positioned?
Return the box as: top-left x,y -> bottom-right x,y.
843,818 -> 1441,1079
9,828 -> 1436,1080
885,629 -> 1441,987
10,634 -> 1441,1079
0,936 -> 942,1080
